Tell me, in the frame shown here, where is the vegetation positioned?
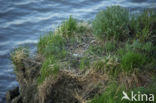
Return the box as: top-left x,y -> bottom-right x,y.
12,6 -> 156,103
11,47 -> 29,68
92,55 -> 119,75
38,32 -> 66,59
121,52 -> 146,71
87,45 -> 105,56
58,16 -> 77,38
37,56 -> 59,84
130,10 -> 156,42
89,81 -> 156,103
89,82 -> 124,103
80,56 -> 90,70
104,41 -> 116,52
92,6 -> 129,40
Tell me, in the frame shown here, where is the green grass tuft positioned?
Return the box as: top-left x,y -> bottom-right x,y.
104,41 -> 116,52
92,55 -> 119,75
92,6 -> 129,40
89,81 -> 156,103
80,57 -> 90,70
88,45 -> 105,56
130,10 -> 156,42
89,81 -> 124,103
121,52 -> 146,71
37,56 -> 59,84
59,16 -> 77,38
38,32 -> 66,59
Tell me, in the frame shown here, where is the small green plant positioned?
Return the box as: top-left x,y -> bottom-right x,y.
117,40 -> 154,58
121,52 -> 146,71
93,60 -> 105,70
130,10 -> 156,42
88,45 -> 105,56
93,55 -> 119,75
130,40 -> 142,51
60,16 -> 77,38
89,81 -> 124,103
37,56 -> 59,84
89,81 -> 156,103
80,57 -> 90,70
131,40 -> 153,53
104,41 -> 116,52
142,42 -> 153,53
88,41 -> 116,57
38,32 -> 53,54
92,6 -> 129,40
38,33 -> 66,58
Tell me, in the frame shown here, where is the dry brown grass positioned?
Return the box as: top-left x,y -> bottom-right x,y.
38,69 -> 109,103
38,70 -> 80,103
11,48 -> 29,65
38,75 -> 56,103
118,69 -> 152,89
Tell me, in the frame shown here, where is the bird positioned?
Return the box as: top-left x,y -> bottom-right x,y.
121,91 -> 131,101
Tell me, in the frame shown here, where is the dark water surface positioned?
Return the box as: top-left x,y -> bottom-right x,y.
0,0 -> 155,102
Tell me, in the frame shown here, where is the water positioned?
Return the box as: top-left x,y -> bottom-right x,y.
0,0 -> 155,102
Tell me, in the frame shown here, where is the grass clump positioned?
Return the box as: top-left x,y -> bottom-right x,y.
77,22 -> 92,33
11,47 -> 29,66
88,45 -> 105,56
131,40 -> 154,55
89,81 -> 156,103
59,16 -> 77,38
38,32 -> 53,54
87,41 -> 116,57
121,52 -> 146,71
92,6 -> 129,40
89,81 -> 124,103
38,32 -> 66,59
93,55 -> 119,75
104,41 -> 116,52
130,10 -> 156,42
37,56 -> 59,84
80,57 -> 90,70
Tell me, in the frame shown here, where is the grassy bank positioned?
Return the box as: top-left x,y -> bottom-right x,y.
12,6 -> 156,103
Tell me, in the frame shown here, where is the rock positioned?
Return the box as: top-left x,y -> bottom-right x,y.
11,96 -> 22,103
6,87 -> 19,103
